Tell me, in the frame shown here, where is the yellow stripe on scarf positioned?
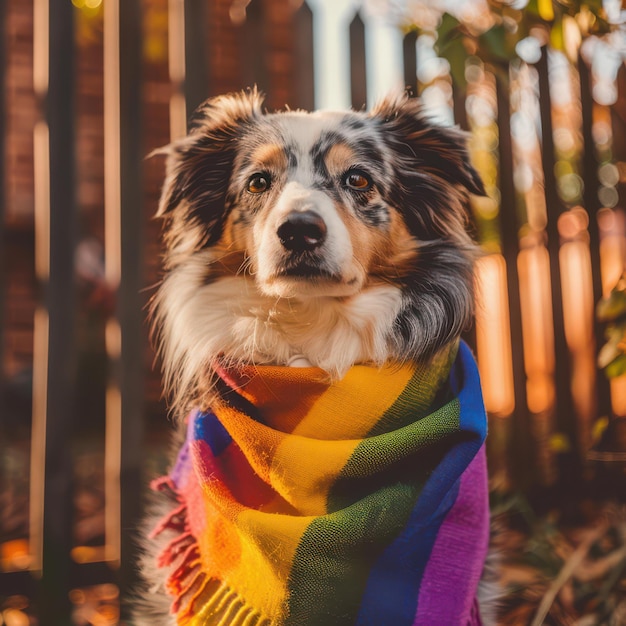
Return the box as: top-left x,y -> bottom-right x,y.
201,363 -> 418,621
269,363 -> 417,514
213,362 -> 417,513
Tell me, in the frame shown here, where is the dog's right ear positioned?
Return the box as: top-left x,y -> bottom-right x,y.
153,89 -> 264,244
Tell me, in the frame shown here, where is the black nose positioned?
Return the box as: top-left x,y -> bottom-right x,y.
277,211 -> 327,252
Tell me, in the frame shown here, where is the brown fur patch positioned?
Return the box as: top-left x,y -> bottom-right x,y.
250,143 -> 288,172
324,143 -> 357,176
369,210 -> 419,282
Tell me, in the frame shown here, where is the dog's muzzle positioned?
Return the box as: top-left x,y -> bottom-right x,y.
255,185 -> 358,295
277,210 -> 327,253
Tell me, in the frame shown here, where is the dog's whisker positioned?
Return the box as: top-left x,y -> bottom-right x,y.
236,256 -> 254,276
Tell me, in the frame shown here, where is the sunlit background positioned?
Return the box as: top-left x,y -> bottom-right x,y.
1,0 -> 626,623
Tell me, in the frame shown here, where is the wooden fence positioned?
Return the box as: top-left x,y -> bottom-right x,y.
0,0 -> 624,623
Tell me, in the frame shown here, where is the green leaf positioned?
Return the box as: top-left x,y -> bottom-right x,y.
597,327 -> 626,369
550,17 -> 565,51
526,0 -> 541,18
437,12 -> 462,45
591,416 -> 610,444
605,354 -> 626,379
549,432 -> 571,453
442,37 -> 469,88
527,0 -> 555,21
478,24 -> 510,61
597,288 -> 626,322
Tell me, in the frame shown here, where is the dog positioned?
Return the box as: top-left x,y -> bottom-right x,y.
135,89 -> 494,625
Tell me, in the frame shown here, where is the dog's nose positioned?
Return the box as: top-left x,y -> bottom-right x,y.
277,211 -> 327,252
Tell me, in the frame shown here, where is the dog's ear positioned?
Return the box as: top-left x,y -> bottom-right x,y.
154,89 -> 264,244
370,95 -> 485,197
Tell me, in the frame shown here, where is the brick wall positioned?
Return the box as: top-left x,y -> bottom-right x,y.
4,0 -> 36,384
1,0 -> 300,409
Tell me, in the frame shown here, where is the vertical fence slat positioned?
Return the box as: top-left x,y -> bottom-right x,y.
349,12 -> 366,110
450,75 -> 474,350
30,0 -> 76,622
238,0 -> 268,94
168,0 -> 211,137
536,47 -> 581,491
579,53 -> 611,422
103,0 -> 144,612
168,0 -> 187,140
452,82 -> 469,131
293,0 -> 314,111
104,0 -> 121,572
118,0 -> 144,608
0,0 -> 6,400
184,0 -> 209,118
495,70 -> 535,489
402,30 -> 417,97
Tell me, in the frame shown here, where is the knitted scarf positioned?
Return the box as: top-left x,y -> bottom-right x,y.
151,341 -> 489,625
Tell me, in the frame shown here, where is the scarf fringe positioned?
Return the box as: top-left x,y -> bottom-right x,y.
156,530 -> 194,567
150,476 -> 278,624
190,581 -> 273,626
171,567 -> 205,616
177,570 -> 209,618
151,475 -> 203,617
167,547 -> 201,592
173,563 -> 274,624
151,476 -> 273,624
150,477 -> 188,538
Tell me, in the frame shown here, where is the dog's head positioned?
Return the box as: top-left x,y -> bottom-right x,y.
153,90 -> 484,411
157,89 -> 482,294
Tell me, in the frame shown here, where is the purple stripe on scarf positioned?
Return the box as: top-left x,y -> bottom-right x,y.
413,445 -> 489,625
170,410 -> 199,490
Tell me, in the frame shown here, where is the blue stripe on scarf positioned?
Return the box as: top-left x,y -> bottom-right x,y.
452,342 -> 487,440
195,411 -> 232,456
355,342 -> 486,625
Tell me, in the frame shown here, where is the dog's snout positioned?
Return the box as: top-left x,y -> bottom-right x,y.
277,211 -> 327,252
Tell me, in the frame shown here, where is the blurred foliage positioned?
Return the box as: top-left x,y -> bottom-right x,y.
492,494 -> 626,625
421,1 -> 616,87
73,0 -> 168,63
598,275 -> 626,379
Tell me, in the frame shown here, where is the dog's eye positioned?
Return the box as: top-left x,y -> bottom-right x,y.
343,171 -> 372,191
247,173 -> 271,194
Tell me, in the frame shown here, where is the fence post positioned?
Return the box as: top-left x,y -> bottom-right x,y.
184,0 -> 209,119
452,82 -> 468,131
495,67 -> 535,490
170,0 -> 210,133
579,53 -> 611,422
103,0 -> 144,614
402,29 -> 417,98
237,0 -> 269,95
0,0 -> 6,400
30,0 -> 76,621
293,0 -> 314,111
536,47 -> 581,495
349,12 -> 367,110
168,0 -> 187,140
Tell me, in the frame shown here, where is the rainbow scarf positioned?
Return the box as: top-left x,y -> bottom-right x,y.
151,341 -> 489,625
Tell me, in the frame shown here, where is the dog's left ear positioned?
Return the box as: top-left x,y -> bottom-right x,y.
371,96 -> 485,197
153,89 -> 265,246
